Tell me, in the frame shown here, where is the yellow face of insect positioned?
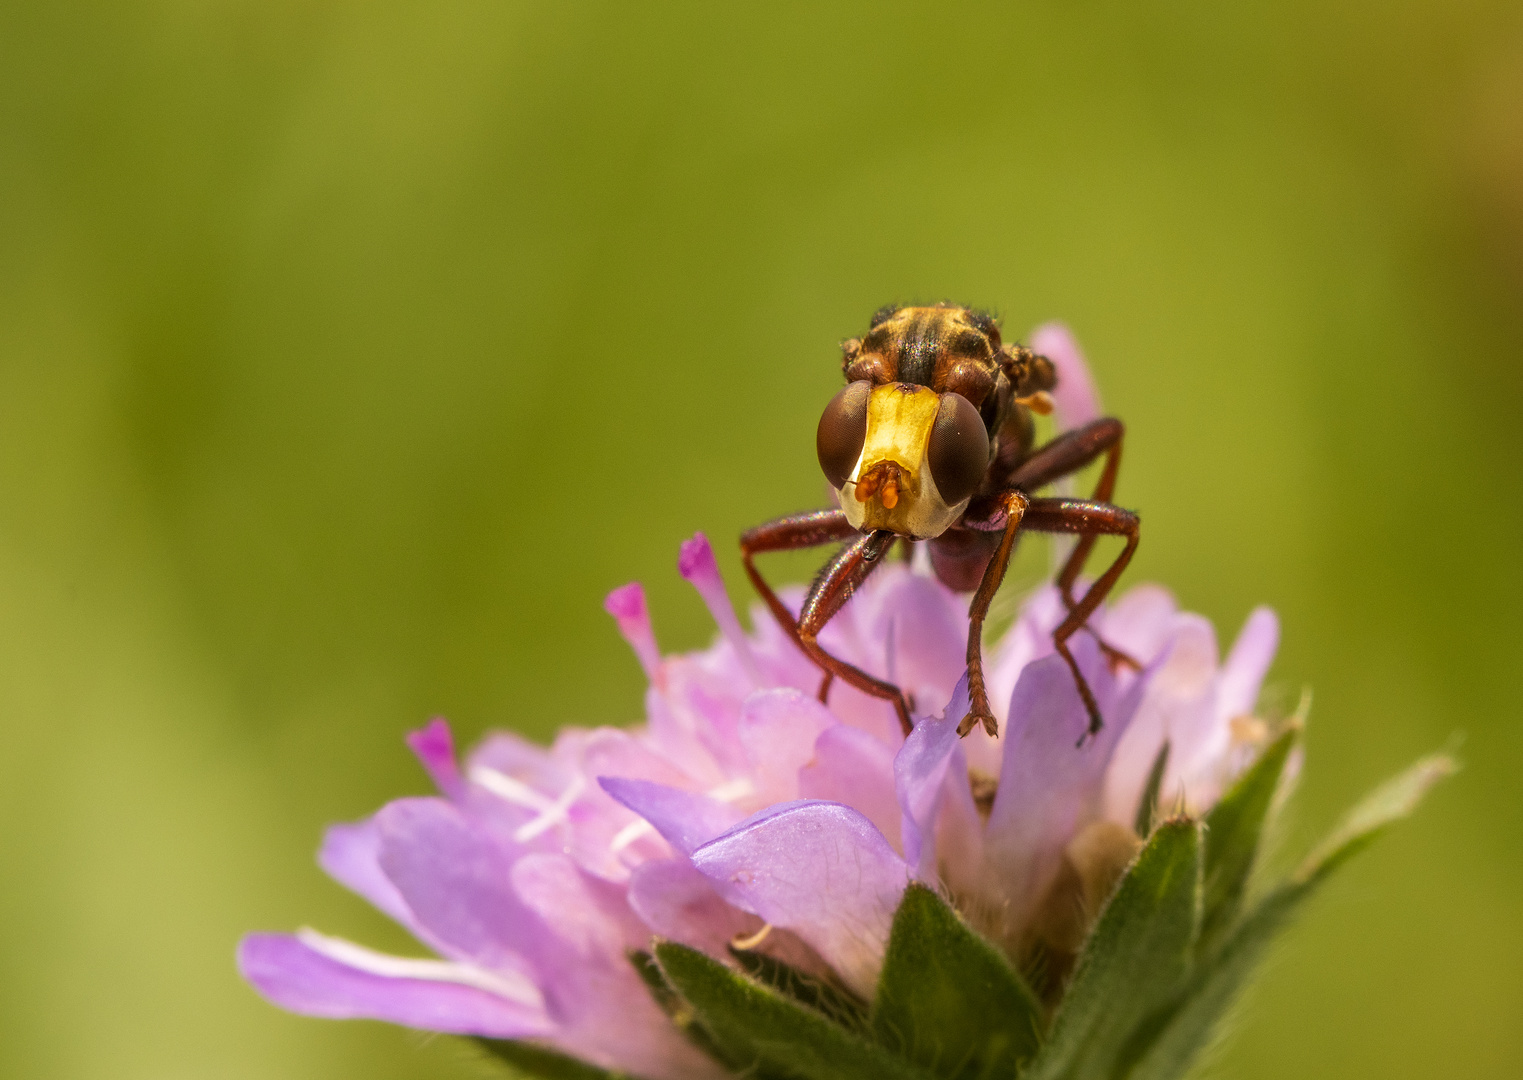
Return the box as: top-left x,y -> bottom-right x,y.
838,384 -> 968,539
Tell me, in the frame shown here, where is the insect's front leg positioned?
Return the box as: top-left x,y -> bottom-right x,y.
794,529 -> 912,736
740,509 -> 861,706
957,489 -> 1031,738
1021,496 -> 1141,741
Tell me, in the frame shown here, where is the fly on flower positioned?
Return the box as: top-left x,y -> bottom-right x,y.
743,303 -> 1140,740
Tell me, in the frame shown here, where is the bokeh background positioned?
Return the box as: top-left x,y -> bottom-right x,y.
2,1 -> 1521,1077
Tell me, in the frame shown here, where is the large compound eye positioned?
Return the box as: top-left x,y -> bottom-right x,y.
928,392 -> 989,505
817,381 -> 871,489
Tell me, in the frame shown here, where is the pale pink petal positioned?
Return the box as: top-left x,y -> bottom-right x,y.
510,853 -> 651,958
317,819 -> 415,929
740,688 -> 836,805
1218,606 -> 1279,720
799,724 -> 902,853
598,777 -> 746,856
691,801 -> 910,996
510,853 -> 723,1080
984,641 -> 1145,929
1098,584 -> 1180,665
626,858 -> 758,955
892,676 -> 968,878
1030,321 -> 1100,430
1101,612 -> 1221,824
864,568 -> 967,706
373,798 -> 544,975
237,933 -> 549,1038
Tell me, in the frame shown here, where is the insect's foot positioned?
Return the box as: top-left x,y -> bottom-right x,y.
956,710 -> 999,739
1074,710 -> 1105,748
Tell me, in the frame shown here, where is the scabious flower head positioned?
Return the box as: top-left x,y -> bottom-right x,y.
238,325 -> 1445,1080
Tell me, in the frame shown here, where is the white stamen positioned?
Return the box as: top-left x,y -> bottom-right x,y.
609,818 -> 656,854
511,775 -> 587,843
607,777 -> 756,856
469,766 -> 558,812
706,777 -> 756,803
296,927 -> 544,1008
730,923 -> 774,950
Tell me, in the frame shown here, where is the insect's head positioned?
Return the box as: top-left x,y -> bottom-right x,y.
815,304 -> 1058,539
815,305 -> 1002,539
818,379 -> 986,538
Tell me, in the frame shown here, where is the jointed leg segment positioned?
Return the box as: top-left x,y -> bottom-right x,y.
957,490 -> 1030,738
1010,418 -> 1139,669
740,511 -> 913,736
1022,496 -> 1141,739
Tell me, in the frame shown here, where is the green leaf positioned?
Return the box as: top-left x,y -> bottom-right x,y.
1025,819 -> 1202,1080
475,1039 -> 639,1080
629,949 -> 743,1069
1295,753 -> 1457,886
1133,741 -> 1171,837
1198,726 -> 1298,950
1121,751 -> 1456,1080
654,940 -> 933,1080
728,945 -> 870,1034
871,882 -> 1044,1079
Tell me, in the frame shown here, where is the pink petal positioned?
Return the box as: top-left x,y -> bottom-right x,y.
984,643 -> 1144,929
979,585 -> 1066,746
691,801 -> 910,996
865,569 -> 967,707
317,819 -> 416,928
1097,584 -> 1180,666
598,777 -> 746,856
1030,322 -> 1100,430
1218,606 -> 1279,720
510,853 -> 651,958
626,858 -> 758,955
406,718 -> 464,800
892,677 -> 968,878
237,933 -> 549,1038
509,854 -> 724,1080
739,688 -> 835,805
1101,614 -> 1219,824
799,724 -> 902,853
373,797 -> 544,975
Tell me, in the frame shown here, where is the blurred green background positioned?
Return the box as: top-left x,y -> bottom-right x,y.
2,1 -> 1520,1077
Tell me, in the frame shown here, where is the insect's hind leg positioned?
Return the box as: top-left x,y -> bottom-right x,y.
1021,497 -> 1141,741
1009,419 -> 1139,670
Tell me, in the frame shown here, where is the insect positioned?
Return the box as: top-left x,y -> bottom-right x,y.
741,303 -> 1139,740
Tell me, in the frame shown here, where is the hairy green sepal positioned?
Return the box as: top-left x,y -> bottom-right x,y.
873,882 -> 1044,1078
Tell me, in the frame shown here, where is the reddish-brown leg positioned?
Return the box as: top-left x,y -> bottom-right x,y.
1021,496 -> 1141,740
796,529 -> 912,735
740,509 -> 857,639
1009,419 -> 1138,669
956,490 -> 1030,738
740,510 -> 910,730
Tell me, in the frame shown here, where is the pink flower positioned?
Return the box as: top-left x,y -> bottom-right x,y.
240,534 -> 1280,1077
